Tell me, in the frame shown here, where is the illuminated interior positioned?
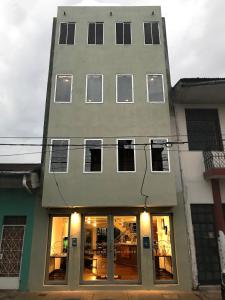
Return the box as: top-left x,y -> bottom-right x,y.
48,216 -> 69,281
83,215 -> 138,281
152,215 -> 174,280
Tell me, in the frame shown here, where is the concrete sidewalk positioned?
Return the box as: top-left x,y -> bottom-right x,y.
0,290 -> 222,300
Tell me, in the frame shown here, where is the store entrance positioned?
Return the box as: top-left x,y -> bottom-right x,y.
82,215 -> 139,283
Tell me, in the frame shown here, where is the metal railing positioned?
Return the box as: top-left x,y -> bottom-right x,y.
203,151 -> 225,170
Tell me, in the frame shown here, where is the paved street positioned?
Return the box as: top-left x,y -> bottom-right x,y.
0,290 -> 222,300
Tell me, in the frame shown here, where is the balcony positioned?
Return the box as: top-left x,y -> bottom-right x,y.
203,151 -> 225,179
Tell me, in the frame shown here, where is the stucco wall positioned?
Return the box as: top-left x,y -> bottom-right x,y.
42,6 -> 177,208
175,103 -> 225,205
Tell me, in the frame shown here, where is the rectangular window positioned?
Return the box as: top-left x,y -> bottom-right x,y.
144,22 -> 160,44
116,22 -> 131,44
88,22 -> 103,44
150,139 -> 170,172
116,75 -> 133,103
117,139 -> 135,172
152,215 -> 176,282
147,74 -> 165,103
185,109 -> 223,151
86,75 -> 103,103
49,139 -> 69,173
59,22 -> 75,45
54,75 -> 72,103
84,139 -> 102,172
46,216 -> 70,283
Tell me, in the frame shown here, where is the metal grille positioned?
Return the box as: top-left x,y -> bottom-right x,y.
191,204 -> 220,285
203,151 -> 225,170
0,226 -> 25,277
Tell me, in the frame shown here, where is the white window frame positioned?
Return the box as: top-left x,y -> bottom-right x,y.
143,22 -> 161,45
149,138 -> 170,173
54,74 -> 73,103
87,22 -> 104,45
58,22 -> 76,45
116,74 -> 134,103
85,74 -> 103,104
115,22 -> 132,45
146,74 -> 165,103
83,139 -> 103,173
116,138 -> 136,173
49,138 -> 70,173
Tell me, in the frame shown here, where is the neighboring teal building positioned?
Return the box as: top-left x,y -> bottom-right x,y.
0,164 -> 40,290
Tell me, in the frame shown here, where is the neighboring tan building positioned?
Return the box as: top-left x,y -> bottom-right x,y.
0,164 -> 40,290
173,78 -> 225,287
28,6 -> 192,290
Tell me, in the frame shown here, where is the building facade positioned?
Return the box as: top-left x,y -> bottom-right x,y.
173,78 -> 225,287
0,164 -> 40,290
28,7 -> 192,290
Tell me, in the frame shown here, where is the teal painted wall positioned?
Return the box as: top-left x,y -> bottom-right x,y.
0,189 -> 36,291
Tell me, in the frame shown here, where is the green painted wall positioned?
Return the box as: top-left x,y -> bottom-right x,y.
0,189 -> 36,291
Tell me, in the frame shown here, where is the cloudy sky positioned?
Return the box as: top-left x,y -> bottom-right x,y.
0,0 -> 225,163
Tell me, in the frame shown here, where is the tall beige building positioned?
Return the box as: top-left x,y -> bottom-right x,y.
28,6 -> 192,290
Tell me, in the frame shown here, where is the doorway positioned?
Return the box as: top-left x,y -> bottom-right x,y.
81,214 -> 140,284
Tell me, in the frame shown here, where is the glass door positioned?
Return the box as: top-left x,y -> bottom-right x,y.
113,216 -> 138,281
83,216 -> 108,281
82,214 -> 139,283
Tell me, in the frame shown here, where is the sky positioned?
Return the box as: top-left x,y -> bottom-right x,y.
0,0 -> 225,163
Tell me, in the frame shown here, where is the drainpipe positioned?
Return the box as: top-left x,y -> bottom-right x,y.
22,174 -> 32,194
211,179 -> 225,273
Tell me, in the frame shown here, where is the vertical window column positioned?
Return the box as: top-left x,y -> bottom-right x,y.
54,75 -> 73,103
84,139 -> 103,172
150,138 -> 170,172
49,139 -> 70,173
147,74 -> 165,103
116,22 -> 131,44
59,22 -> 76,45
117,139 -> 136,172
88,22 -> 104,44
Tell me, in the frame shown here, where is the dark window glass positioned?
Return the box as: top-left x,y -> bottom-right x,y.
96,23 -> 103,44
118,140 -> 135,171
88,23 -> 95,44
55,75 -> 72,103
3,216 -> 26,225
59,22 -> 75,45
151,139 -> 169,172
144,23 -> 152,44
185,109 -> 223,151
152,22 -> 160,44
85,140 -> 102,172
124,22 -> 131,44
67,23 -> 75,44
59,23 -> 67,44
116,23 -> 124,44
88,22 -> 103,44
144,22 -> 160,45
50,140 -> 69,172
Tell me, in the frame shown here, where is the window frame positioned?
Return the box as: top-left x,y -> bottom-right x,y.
149,138 -> 170,173
49,138 -> 70,174
83,139 -> 103,173
116,138 -> 136,173
85,74 -> 103,104
146,74 -> 165,103
58,22 -> 76,45
87,22 -> 104,45
44,214 -> 71,285
54,74 -> 73,104
115,22 -> 132,45
116,74 -> 134,104
143,22 -> 161,45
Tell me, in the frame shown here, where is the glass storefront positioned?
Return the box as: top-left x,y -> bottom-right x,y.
46,216 -> 70,282
82,215 -> 139,282
152,215 -> 175,281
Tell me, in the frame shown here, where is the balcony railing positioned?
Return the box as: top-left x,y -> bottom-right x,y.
203,151 -> 225,170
